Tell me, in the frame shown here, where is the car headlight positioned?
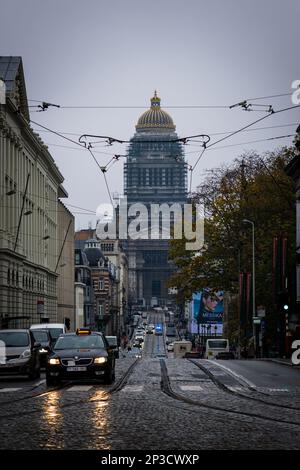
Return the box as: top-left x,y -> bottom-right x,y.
94,357 -> 107,364
20,349 -> 31,359
49,358 -> 60,365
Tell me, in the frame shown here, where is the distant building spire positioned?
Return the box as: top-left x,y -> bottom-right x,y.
151,90 -> 161,108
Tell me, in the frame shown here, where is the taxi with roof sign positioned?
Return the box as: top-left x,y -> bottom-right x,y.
46,328 -> 117,385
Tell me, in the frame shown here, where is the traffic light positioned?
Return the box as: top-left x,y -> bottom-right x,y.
64,317 -> 71,330
277,291 -> 289,311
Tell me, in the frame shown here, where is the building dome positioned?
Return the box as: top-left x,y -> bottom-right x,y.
136,91 -> 175,131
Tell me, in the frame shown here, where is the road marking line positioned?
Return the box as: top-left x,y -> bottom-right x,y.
0,388 -> 22,392
269,388 -> 289,392
227,386 -> 244,392
206,360 -> 257,389
180,385 -> 203,391
66,385 -> 93,392
35,380 -> 46,387
121,385 -> 143,392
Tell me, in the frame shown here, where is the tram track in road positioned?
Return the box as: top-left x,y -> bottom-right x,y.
188,359 -> 300,412
0,358 -> 140,420
159,359 -> 300,427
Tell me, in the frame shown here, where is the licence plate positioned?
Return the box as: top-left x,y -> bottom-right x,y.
66,366 -> 87,372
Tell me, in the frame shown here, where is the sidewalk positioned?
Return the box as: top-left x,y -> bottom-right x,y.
260,357 -> 300,368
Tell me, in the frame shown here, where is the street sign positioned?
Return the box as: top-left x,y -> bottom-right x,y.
37,300 -> 44,314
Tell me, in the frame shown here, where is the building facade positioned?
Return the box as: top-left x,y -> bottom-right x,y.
100,239 -> 128,335
84,238 -> 119,336
57,201 -> 75,329
124,92 -> 187,308
74,248 -> 94,328
0,56 -> 69,328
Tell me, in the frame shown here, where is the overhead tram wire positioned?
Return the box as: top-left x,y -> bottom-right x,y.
87,146 -> 114,205
29,119 -> 121,204
29,119 -> 86,149
189,104 -> 300,182
0,183 -> 97,215
31,122 -> 299,141
183,133 -> 295,155
29,119 -> 119,159
29,104 -> 300,197
27,91 -> 293,110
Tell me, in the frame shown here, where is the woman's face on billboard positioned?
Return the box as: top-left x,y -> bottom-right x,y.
203,295 -> 218,311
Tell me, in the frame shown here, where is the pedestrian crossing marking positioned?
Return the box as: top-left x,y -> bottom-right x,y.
180,385 -> 203,391
121,385 -> 143,392
0,388 -> 22,393
66,385 -> 93,392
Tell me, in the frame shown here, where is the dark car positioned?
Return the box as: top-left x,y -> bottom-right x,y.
46,329 -> 117,386
0,329 -> 41,379
31,329 -> 52,367
215,351 -> 235,360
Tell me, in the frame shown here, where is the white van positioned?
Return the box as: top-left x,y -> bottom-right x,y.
205,339 -> 229,359
30,323 -> 67,345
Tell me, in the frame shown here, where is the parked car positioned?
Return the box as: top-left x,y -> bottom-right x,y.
135,333 -> 144,342
30,323 -> 67,347
215,351 -> 235,360
105,336 -> 119,359
30,329 -> 52,367
0,329 -> 41,379
46,329 -> 117,386
132,339 -> 143,348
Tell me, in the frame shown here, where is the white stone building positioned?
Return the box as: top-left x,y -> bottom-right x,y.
0,56 -> 70,328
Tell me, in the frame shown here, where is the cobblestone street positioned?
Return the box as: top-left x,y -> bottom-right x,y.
0,329 -> 300,450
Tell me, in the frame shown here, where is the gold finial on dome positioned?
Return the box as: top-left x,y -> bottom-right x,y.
151,90 -> 161,108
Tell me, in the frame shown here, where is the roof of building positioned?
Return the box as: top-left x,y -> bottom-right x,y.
136,91 -> 175,132
75,229 -> 95,241
84,239 -> 106,267
84,248 -> 105,267
0,56 -> 29,120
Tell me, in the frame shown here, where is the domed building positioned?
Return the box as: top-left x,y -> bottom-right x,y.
124,92 -> 187,308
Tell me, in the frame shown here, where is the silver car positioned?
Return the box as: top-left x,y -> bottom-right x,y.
0,329 -> 41,379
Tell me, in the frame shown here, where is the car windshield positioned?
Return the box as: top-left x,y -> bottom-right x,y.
207,340 -> 228,349
54,334 -> 105,350
0,332 -> 29,347
48,328 -> 63,341
32,331 -> 49,342
106,337 -> 117,347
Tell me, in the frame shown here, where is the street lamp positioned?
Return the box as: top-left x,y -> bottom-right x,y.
242,219 -> 257,357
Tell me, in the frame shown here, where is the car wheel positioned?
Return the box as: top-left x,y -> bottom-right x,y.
104,367 -> 114,385
28,369 -> 37,380
46,375 -> 59,386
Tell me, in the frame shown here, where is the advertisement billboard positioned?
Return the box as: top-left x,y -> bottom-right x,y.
189,290 -> 224,335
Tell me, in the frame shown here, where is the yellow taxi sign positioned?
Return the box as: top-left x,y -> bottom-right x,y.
76,328 -> 91,335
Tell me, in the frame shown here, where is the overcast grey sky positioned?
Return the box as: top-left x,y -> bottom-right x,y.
1,0 -> 300,229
